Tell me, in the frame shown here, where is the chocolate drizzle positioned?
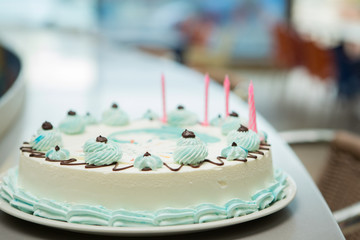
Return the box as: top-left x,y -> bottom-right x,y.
259,147 -> 270,150
61,159 -> 86,166
85,162 -> 117,169
46,157 -> 86,166
113,163 -> 134,171
249,150 -> 264,156
217,156 -> 247,162
41,121 -> 53,130
20,146 -> 46,158
182,129 -> 195,138
163,163 -> 183,172
141,167 -> 152,171
189,159 -> 224,168
20,146 -> 34,153
29,152 -> 46,158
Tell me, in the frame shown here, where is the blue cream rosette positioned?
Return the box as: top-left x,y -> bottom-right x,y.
210,114 -> 224,127
173,129 -> 208,165
45,145 -> 70,160
134,152 -> 163,171
102,103 -> 129,126
59,110 -> 86,135
167,105 -> 198,126
221,142 -> 248,161
83,136 -> 123,166
142,109 -> 159,121
30,121 -> 63,151
227,125 -> 260,151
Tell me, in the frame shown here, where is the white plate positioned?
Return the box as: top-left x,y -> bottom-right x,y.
0,174 -> 296,236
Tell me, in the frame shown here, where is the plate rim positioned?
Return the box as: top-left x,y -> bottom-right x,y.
0,172 -> 296,236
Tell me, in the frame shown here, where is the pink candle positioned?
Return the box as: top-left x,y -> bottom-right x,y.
202,73 -> 210,126
248,81 -> 257,133
224,75 -> 230,117
161,73 -> 167,123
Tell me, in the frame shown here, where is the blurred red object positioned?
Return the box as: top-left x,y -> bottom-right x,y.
273,23 -> 300,69
272,23 -> 335,81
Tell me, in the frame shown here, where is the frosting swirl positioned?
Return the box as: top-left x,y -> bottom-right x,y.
134,152 -> 163,171
173,130 -> 208,165
210,114 -> 224,127
67,205 -> 111,226
225,199 -> 258,217
45,146 -> 70,160
154,208 -> 195,226
83,112 -> 98,125
30,122 -> 62,151
142,109 -> 159,121
227,125 -> 260,151
110,210 -> 154,227
221,113 -> 247,135
221,142 -> 248,160
34,200 -> 70,221
102,104 -> 129,126
59,111 -> 86,135
167,105 -> 198,126
83,136 -> 123,166
194,204 -> 227,223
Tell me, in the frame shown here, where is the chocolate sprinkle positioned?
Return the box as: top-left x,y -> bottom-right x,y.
55,145 -> 60,151
143,152 -> 151,157
229,111 -> 238,117
237,125 -> 248,132
112,103 -> 118,109
182,129 -> 195,138
96,135 -> 108,143
41,121 -> 53,130
68,110 -> 76,116
177,105 -> 184,110
231,142 -> 237,147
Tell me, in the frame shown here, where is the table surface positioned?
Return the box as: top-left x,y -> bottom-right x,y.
0,29 -> 345,240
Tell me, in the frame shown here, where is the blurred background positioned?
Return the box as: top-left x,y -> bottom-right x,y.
1,0 -> 360,238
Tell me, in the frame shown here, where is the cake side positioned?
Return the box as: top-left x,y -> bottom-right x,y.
18,149 -> 274,211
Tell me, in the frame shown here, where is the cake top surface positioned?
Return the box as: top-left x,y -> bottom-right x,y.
23,106 -> 269,174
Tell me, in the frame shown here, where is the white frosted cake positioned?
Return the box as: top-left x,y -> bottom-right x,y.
0,105 -> 287,226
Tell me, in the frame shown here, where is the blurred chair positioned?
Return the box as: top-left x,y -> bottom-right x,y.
280,130 -> 360,239
300,39 -> 335,81
272,23 -> 300,69
272,23 -> 335,81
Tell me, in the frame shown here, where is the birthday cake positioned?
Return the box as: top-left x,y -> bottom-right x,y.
0,104 -> 287,227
